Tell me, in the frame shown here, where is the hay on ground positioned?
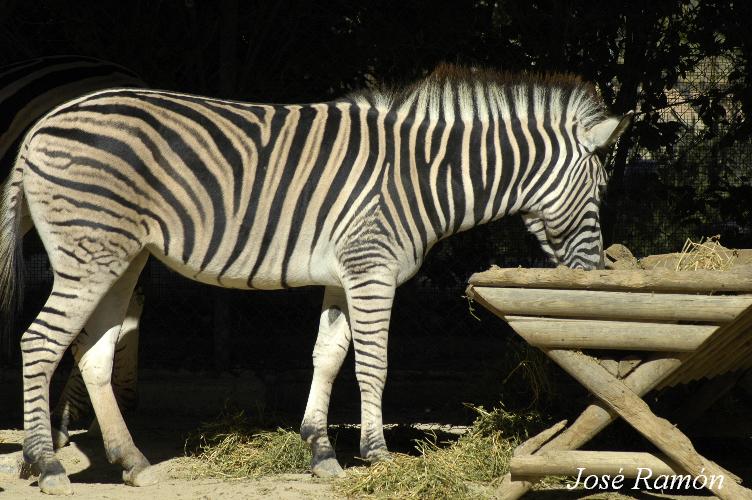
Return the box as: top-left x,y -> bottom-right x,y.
185,408 -> 311,479
335,405 -> 540,499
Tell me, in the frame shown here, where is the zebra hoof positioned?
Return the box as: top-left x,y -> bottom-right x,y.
39,470 -> 73,495
311,457 -> 344,478
123,463 -> 158,487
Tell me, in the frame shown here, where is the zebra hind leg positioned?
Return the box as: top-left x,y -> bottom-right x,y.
301,286 -> 350,477
21,252 -> 148,495
110,286 -> 144,416
63,286 -> 144,443
70,251 -> 156,487
50,362 -> 90,449
22,280 -> 129,494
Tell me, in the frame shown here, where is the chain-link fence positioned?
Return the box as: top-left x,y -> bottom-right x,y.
609,54 -> 752,256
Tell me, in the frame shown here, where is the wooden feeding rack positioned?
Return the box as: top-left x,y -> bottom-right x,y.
466,265 -> 752,500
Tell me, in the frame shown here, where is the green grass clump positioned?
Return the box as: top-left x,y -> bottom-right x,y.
336,405 -> 540,499
185,408 -> 311,479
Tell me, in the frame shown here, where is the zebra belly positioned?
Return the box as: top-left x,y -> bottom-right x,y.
145,240 -> 341,291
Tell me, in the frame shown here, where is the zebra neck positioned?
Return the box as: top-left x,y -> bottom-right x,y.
379,107 -> 552,248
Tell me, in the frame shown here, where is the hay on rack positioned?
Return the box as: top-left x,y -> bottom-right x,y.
604,237 -> 740,271
674,235 -> 737,271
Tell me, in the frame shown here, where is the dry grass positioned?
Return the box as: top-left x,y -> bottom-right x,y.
500,344 -> 553,409
185,405 -> 537,498
185,408 -> 311,479
335,405 -> 541,499
675,235 -> 737,271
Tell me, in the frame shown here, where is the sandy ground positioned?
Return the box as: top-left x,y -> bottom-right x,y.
0,426 -> 341,500
0,424 -> 729,499
2,474 -> 339,500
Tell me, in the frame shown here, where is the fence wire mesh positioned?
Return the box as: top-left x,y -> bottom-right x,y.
609,54 -> 752,257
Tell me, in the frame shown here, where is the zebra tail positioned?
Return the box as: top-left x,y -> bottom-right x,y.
0,155 -> 25,358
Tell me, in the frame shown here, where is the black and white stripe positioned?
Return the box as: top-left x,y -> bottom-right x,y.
0,64 -> 630,492
0,55 -> 146,451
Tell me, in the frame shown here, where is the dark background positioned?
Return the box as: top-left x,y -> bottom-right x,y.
1,0 -> 751,426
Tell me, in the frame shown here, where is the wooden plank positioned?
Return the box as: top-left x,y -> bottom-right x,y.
658,308 -> 752,388
545,349 -> 752,500
513,420 -> 567,456
468,265 -> 752,292
618,356 -> 642,378
697,310 -> 752,380
694,313 -> 752,377
510,451 -> 680,478
701,334 -> 752,380
706,334 -> 752,380
533,355 -> 682,454
600,358 -> 619,376
470,286 -> 752,322
507,317 -> 717,351
494,354 -> 683,500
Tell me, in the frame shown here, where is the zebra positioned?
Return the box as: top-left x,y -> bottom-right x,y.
0,55 -> 146,447
0,64 -> 631,494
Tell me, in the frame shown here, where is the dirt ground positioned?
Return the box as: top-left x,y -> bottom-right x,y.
0,426 -> 340,500
0,422 -> 724,500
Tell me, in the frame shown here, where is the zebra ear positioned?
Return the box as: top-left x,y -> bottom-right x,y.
584,110 -> 634,150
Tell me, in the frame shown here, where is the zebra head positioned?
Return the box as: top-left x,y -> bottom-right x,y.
528,111 -> 633,270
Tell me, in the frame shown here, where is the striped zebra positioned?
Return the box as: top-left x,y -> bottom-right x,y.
0,55 -> 146,447
0,64 -> 631,494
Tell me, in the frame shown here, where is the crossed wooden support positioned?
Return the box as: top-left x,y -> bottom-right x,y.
466,265 -> 752,500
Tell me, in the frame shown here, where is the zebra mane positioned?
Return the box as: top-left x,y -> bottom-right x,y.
352,63 -> 607,130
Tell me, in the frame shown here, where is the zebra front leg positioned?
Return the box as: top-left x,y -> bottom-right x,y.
72,252 -> 156,487
301,286 -> 350,477
345,277 -> 395,463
